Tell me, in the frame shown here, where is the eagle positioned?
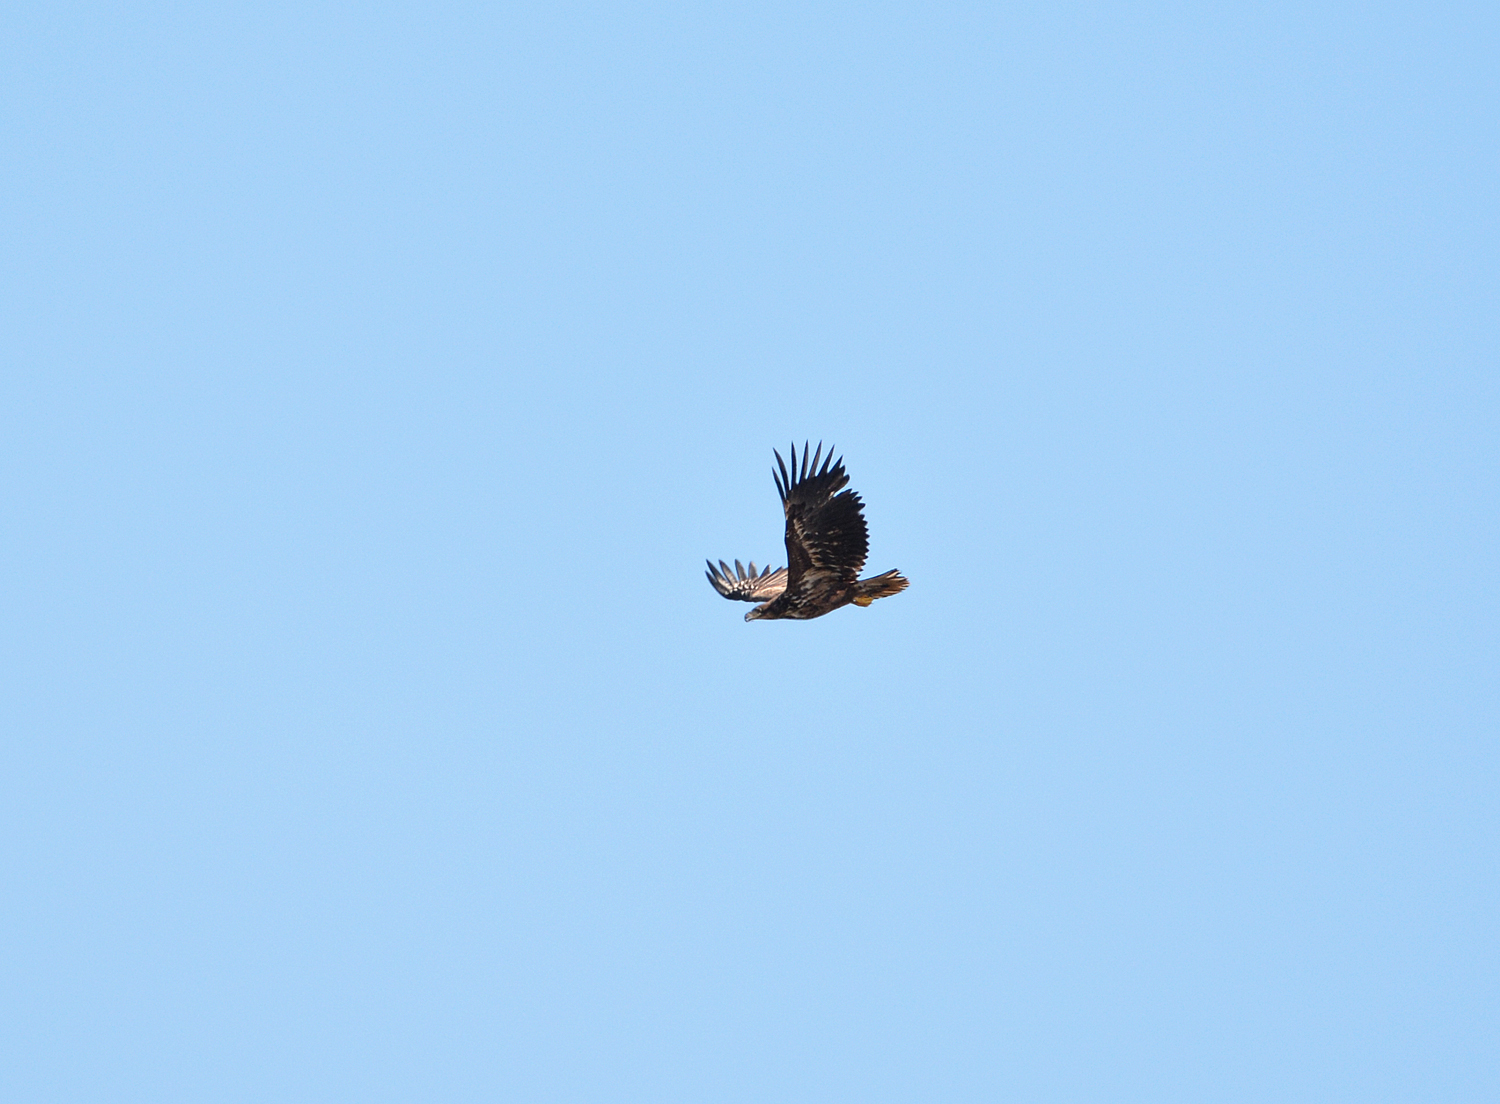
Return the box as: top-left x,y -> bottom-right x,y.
707,442 -> 909,621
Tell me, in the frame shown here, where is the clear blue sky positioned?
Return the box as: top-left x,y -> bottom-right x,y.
4,2 -> 1496,1100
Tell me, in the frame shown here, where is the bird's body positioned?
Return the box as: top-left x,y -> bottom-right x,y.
707,442 -> 908,621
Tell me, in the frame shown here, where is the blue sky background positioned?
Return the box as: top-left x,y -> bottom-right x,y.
4,2 -> 1496,1100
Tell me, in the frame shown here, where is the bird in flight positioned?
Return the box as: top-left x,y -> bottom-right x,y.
707,442 -> 908,621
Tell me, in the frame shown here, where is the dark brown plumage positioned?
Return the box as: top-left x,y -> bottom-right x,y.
706,442 -> 908,621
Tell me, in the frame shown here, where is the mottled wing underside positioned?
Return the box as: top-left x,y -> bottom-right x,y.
774,441 -> 870,588
705,559 -> 789,603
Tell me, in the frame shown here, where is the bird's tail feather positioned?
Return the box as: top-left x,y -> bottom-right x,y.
852,569 -> 909,607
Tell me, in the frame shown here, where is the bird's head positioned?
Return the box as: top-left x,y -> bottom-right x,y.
745,605 -> 768,622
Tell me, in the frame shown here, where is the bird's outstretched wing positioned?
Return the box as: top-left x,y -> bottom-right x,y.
774,441 -> 869,587
705,559 -> 789,603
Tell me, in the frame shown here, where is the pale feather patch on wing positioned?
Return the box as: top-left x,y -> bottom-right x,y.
705,558 -> 789,602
